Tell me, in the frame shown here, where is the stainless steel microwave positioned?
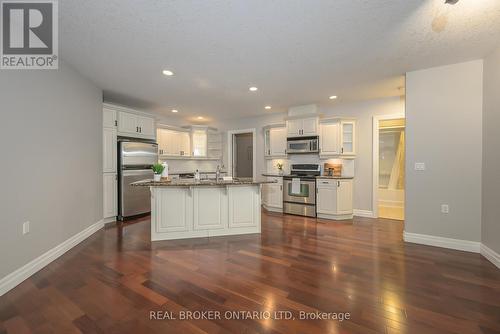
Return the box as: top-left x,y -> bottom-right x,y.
286,136 -> 319,154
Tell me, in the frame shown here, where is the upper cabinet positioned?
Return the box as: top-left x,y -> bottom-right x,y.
157,125 -> 222,160
319,118 -> 356,158
264,125 -> 287,158
286,117 -> 318,137
116,110 -> 155,140
157,128 -> 190,157
191,128 -> 208,157
103,108 -> 117,128
340,120 -> 356,155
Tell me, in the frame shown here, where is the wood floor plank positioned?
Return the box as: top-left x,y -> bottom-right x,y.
0,211 -> 499,333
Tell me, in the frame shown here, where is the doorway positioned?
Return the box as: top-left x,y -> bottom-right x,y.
227,129 -> 256,179
373,115 -> 405,220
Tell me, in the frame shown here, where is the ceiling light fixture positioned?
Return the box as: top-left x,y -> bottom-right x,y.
197,116 -> 204,120
265,106 -> 272,110
249,86 -> 258,92
171,109 -> 178,113
329,95 -> 338,100
162,70 -> 174,76
445,0 -> 459,4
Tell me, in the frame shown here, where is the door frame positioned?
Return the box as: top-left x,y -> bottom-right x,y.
372,113 -> 405,218
227,128 -> 257,179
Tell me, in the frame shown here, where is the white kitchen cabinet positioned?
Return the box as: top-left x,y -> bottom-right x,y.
336,180 -> 353,215
157,128 -> 191,157
264,125 -> 287,157
320,121 -> 340,156
286,117 -> 318,137
103,128 -> 117,173
137,116 -> 155,138
319,118 -> 356,157
117,111 -> 138,135
340,120 -> 356,155
191,128 -> 208,157
262,177 -> 283,213
117,111 -> 155,139
103,108 -> 117,128
103,173 -> 117,219
316,179 -> 353,220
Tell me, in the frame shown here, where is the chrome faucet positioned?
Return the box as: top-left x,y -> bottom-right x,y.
216,165 -> 221,182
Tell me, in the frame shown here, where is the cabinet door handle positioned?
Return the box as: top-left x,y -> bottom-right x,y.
341,147 -> 344,154
140,127 -> 142,133
337,181 -> 340,187
114,120 -> 117,127
280,185 -> 282,191
136,126 -> 139,132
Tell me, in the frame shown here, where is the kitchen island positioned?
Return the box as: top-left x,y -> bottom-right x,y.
133,178 -> 275,241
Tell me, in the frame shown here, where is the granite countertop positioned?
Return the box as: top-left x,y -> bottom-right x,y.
169,170 -> 228,175
261,173 -> 354,179
132,178 -> 276,187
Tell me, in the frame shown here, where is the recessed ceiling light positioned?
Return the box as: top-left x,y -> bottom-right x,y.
171,109 -> 178,113
445,0 -> 459,4
162,70 -> 174,76
265,106 -> 272,110
249,86 -> 258,92
197,116 -> 204,120
329,95 -> 338,100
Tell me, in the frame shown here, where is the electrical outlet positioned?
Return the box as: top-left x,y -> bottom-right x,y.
441,204 -> 450,214
414,162 -> 426,171
22,221 -> 30,235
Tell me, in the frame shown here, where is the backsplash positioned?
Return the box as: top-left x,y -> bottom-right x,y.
266,155 -> 355,177
159,158 -> 223,174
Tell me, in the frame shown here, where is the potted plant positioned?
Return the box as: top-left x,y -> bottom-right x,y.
276,162 -> 284,176
152,163 -> 165,181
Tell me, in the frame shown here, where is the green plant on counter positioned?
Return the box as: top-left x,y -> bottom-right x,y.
152,163 -> 165,175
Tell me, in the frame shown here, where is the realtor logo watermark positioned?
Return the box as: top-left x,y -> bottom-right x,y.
1,0 -> 58,69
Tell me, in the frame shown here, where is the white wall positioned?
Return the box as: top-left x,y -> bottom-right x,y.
482,46 -> 500,254
0,62 -> 103,280
218,97 -> 405,213
405,60 -> 483,242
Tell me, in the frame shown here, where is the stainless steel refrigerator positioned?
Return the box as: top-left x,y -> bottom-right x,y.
118,139 -> 158,220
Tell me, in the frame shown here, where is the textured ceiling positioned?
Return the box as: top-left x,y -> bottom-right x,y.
60,0 -> 500,122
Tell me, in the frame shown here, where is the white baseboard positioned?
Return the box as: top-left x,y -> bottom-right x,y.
353,209 -> 375,218
481,244 -> 500,269
0,220 -> 104,297
103,216 -> 117,224
403,231 -> 481,253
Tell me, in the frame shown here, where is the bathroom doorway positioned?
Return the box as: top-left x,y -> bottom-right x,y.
373,115 -> 405,220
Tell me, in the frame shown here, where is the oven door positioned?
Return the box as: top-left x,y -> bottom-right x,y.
283,178 -> 316,204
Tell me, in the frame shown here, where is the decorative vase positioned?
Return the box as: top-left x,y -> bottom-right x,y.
153,174 -> 161,182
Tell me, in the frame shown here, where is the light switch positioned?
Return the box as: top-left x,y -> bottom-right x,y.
441,204 -> 450,214
414,163 -> 426,171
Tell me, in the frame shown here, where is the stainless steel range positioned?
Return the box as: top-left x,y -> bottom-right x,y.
283,164 -> 320,217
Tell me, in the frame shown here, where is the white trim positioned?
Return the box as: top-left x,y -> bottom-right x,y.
227,128 -> 257,180
403,231 -> 480,253
481,244 -> 500,269
353,209 -> 375,218
103,217 -> 117,224
372,113 -> 405,218
0,220 -> 104,297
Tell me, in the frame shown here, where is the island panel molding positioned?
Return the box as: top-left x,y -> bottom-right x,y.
147,182 -> 265,241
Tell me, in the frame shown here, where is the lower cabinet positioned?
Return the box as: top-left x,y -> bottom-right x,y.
151,185 -> 261,241
316,179 -> 353,220
103,173 -> 117,220
262,177 -> 283,213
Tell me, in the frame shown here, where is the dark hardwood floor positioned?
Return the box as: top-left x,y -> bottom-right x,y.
1,211 -> 499,334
